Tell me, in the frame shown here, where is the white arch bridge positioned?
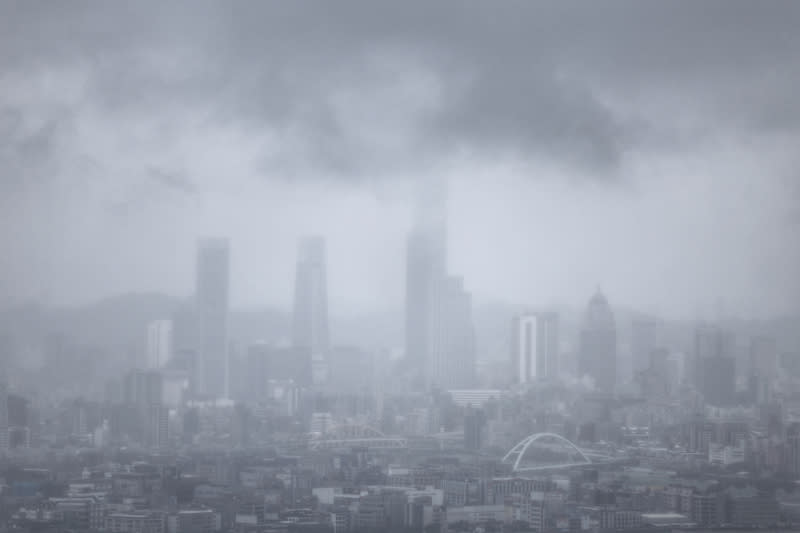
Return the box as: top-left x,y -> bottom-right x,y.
502,433 -> 594,472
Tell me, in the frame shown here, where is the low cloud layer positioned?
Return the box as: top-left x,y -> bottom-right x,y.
0,1 -> 798,318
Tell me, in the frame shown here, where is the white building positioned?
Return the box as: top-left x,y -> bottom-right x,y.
511,312 -> 559,384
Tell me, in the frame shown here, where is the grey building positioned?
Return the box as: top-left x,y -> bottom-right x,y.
427,275 -> 476,390
405,185 -> 447,389
578,290 -> 617,393
292,236 -> 330,364
195,238 -> 230,398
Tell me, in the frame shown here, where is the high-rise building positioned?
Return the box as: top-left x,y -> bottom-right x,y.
463,407 -> 486,451
511,312 -> 559,384
691,324 -> 734,386
698,354 -> 736,407
195,238 -> 230,398
146,404 -> 169,448
124,369 -> 163,407
749,336 -> 778,380
691,324 -> 736,405
631,318 -> 657,379
146,319 -> 173,369
0,381 -> 8,450
292,236 -> 329,364
405,179 -> 447,388
427,276 -> 476,390
246,342 -> 312,401
404,178 -> 476,392
405,228 -> 444,381
538,313 -> 559,380
122,369 -> 164,447
578,290 -> 617,393
748,336 -> 777,405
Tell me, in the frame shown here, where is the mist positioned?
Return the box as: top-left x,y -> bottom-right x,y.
0,0 -> 797,319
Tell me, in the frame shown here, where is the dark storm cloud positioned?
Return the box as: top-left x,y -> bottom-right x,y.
0,106 -> 72,191
0,1 -> 798,316
2,1 -> 800,181
430,66 -> 634,171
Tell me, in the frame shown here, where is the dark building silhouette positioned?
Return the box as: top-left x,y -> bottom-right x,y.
691,324 -> 734,387
463,407 -> 486,451
699,355 -> 736,407
246,343 -> 312,400
578,290 -> 617,393
692,324 -> 736,405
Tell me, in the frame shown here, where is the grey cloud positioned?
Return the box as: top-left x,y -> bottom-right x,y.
2,1 -> 799,182
0,1 -> 798,316
0,107 -> 72,193
430,65 -> 636,172
147,167 -> 197,195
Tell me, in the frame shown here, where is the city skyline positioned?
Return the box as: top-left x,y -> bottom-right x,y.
1,3 -> 800,532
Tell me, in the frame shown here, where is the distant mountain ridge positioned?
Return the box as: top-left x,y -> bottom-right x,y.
1,293 -> 797,371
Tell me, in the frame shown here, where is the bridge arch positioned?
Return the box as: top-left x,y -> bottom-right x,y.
502,432 -> 591,472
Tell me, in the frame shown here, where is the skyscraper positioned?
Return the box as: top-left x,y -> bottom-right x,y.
698,355 -> 736,407
691,324 -> 734,388
146,319 -> 173,369
427,275 -> 476,390
195,238 -> 230,398
405,179 -> 447,388
123,369 -> 165,447
292,236 -> 329,384
692,324 -> 736,406
404,178 -> 476,391
405,229 -> 444,373
511,312 -> 559,384
0,381 -> 8,451
749,336 -> 778,404
578,290 -> 617,393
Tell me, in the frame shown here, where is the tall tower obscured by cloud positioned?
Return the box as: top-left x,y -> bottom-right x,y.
578,290 -> 617,393
405,178 -> 448,387
405,178 -> 476,390
292,236 -> 330,361
195,238 -> 230,398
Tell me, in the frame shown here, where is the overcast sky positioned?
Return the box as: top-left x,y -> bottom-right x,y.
1,1 -> 798,319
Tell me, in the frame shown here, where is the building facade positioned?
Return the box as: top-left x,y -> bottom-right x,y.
578,291 -> 617,393
195,238 -> 230,398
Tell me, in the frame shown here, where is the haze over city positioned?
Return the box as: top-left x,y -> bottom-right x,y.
1,1 -> 798,318
1,3 -> 800,533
